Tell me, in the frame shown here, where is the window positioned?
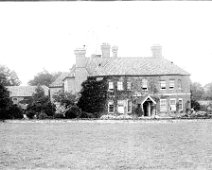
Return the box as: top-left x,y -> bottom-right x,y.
127,100 -> 132,113
117,100 -> 125,114
117,82 -> 123,91
170,98 -> 176,111
108,101 -> 114,113
127,82 -> 131,90
160,80 -> 166,90
160,99 -> 167,112
169,80 -> 175,89
142,79 -> 148,90
108,82 -> 114,90
178,79 -> 182,89
178,98 -> 183,111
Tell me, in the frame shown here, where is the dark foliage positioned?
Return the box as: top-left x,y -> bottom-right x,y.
38,112 -> 49,119
53,91 -> 78,108
191,99 -> 200,111
77,77 -> 107,118
26,85 -> 55,119
65,106 -> 82,119
54,113 -> 65,119
7,104 -> 24,119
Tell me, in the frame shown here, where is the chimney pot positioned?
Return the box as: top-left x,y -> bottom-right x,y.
101,43 -> 111,58
151,45 -> 162,58
112,46 -> 118,57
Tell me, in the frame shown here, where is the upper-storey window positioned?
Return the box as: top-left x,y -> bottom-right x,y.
169,80 -> 175,89
142,79 -> 148,90
108,82 -> 114,90
160,80 -> 166,90
127,82 -> 131,90
178,79 -> 182,89
117,82 -> 123,91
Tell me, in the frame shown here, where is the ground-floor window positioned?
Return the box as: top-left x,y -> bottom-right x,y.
108,101 -> 114,113
178,98 -> 183,111
127,100 -> 132,113
160,99 -> 167,112
117,100 -> 125,114
170,98 -> 176,111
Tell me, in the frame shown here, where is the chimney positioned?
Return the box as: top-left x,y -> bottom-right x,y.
101,43 -> 111,58
112,46 -> 118,57
151,45 -> 162,58
74,47 -> 86,68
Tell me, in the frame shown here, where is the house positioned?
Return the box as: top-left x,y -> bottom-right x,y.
50,43 -> 191,116
6,85 -> 49,105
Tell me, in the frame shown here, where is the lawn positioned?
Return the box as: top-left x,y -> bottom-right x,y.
1,120 -> 212,169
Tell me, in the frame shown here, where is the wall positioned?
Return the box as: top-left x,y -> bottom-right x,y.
103,75 -> 191,116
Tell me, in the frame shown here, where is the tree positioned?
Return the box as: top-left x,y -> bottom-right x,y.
53,90 -> 78,108
28,70 -> 61,87
26,85 -> 55,118
0,83 -> 13,119
0,65 -> 21,86
204,82 -> 212,100
77,77 -> 107,118
190,82 -> 205,101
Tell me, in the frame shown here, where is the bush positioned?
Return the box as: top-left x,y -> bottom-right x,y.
65,106 -> 82,119
80,111 -> 95,118
26,110 -> 36,119
7,104 -> 24,119
54,113 -> 65,119
38,112 -> 48,119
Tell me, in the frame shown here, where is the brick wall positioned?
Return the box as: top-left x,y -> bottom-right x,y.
103,75 -> 190,116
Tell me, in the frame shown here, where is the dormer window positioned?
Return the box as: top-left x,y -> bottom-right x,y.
169,80 -> 175,89
142,79 -> 148,90
160,80 -> 166,90
117,82 -> 123,91
108,82 -> 114,90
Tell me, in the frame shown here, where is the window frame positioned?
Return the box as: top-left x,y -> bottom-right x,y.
142,79 -> 148,91
160,99 -> 167,112
160,80 -> 166,90
117,81 -> 124,91
117,100 -> 125,114
127,100 -> 132,113
169,98 -> 176,111
108,82 -> 114,91
169,79 -> 175,90
178,98 -> 183,111
108,101 -> 114,113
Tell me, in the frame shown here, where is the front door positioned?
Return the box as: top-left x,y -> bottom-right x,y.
143,101 -> 152,116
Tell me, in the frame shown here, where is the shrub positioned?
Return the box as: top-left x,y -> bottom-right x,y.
65,106 -> 82,119
26,110 -> 36,119
54,113 -> 65,119
38,112 -> 48,119
80,111 -> 95,118
7,104 -> 24,119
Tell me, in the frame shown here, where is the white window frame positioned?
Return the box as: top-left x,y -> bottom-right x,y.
117,82 -> 123,91
160,80 -> 166,90
178,98 -> 183,111
160,99 -> 167,112
170,98 -> 176,111
117,100 -> 125,114
108,82 -> 114,90
127,82 -> 131,90
108,101 -> 114,113
169,80 -> 175,89
142,79 -> 148,91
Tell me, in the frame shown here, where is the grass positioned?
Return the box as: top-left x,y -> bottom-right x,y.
1,120 -> 212,169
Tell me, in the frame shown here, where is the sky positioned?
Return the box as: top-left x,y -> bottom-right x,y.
0,2 -> 212,86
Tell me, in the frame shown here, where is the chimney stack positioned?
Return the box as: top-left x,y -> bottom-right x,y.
112,46 -> 118,57
74,47 -> 86,68
151,45 -> 162,58
101,43 -> 111,58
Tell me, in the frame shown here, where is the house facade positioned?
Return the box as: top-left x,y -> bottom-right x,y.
50,43 -> 191,116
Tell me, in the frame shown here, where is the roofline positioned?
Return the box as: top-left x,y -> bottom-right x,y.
89,73 -> 190,77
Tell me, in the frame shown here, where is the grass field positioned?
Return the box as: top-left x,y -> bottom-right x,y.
1,120 -> 212,170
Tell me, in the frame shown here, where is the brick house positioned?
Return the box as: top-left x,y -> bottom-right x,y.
50,43 -> 191,116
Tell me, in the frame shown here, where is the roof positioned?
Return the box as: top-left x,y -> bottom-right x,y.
86,57 -> 190,77
50,72 -> 70,87
6,86 -> 49,97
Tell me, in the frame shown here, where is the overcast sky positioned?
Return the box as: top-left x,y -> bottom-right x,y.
0,2 -> 212,86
